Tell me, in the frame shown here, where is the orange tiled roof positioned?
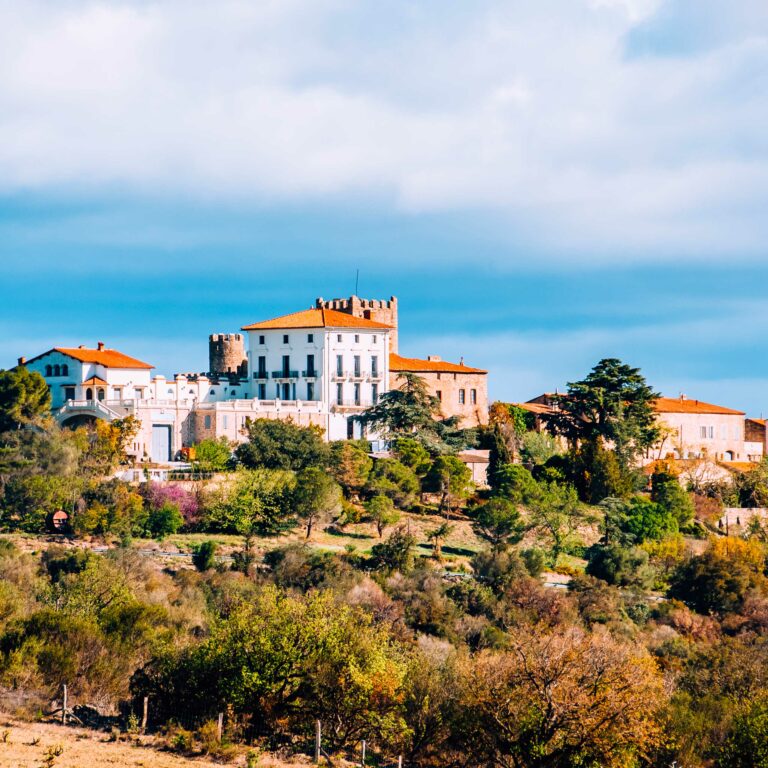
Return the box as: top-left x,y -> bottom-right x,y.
82,376 -> 108,386
390,353 -> 486,374
242,308 -> 392,331
27,347 -> 153,370
747,418 -> 766,426
514,401 -> 554,415
653,396 -> 744,416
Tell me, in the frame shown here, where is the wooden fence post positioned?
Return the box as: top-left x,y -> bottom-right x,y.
315,720 -> 321,763
217,712 -> 224,741
141,696 -> 148,734
62,684 -> 67,725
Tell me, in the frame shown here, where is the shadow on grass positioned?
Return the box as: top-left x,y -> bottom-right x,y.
325,528 -> 375,540
417,543 -> 478,557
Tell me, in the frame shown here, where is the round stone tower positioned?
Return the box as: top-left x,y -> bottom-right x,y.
209,333 -> 248,377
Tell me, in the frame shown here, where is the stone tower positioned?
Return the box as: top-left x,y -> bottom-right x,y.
315,295 -> 398,353
209,333 -> 248,378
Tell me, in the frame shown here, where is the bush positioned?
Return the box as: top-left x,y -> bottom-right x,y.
145,503 -> 183,539
192,541 -> 218,572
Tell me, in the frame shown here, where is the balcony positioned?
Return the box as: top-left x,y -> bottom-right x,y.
332,370 -> 350,381
332,399 -> 371,412
351,370 -> 365,381
271,370 -> 299,380
253,372 -> 269,380
303,369 -> 319,379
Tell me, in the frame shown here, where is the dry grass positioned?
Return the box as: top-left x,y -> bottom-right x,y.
0,716 -> 313,768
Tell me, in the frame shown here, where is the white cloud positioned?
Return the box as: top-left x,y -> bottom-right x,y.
0,0 -> 766,260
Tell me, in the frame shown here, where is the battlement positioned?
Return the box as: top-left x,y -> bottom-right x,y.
315,295 -> 398,352
208,333 -> 248,377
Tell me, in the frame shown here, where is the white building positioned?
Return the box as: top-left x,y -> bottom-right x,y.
21,306 -> 393,462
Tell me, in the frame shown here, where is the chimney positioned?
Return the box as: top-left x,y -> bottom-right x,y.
97,341 -> 105,351
460,356 -> 464,366
427,355 -> 442,362
17,356 -> 26,366
680,393 -> 687,401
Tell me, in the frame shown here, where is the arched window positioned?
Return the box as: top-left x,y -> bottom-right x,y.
45,365 -> 52,376
53,365 -> 60,376
61,364 -> 68,376
97,389 -> 105,402
210,389 -> 216,396
86,388 -> 93,401
231,389 -> 236,396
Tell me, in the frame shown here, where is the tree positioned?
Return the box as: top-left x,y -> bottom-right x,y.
329,440 -> 372,499
543,358 -> 660,471
236,418 -> 329,471
356,372 -> 441,438
426,522 -> 453,561
586,543 -> 654,588
392,437 -> 432,477
571,438 -> 632,503
370,526 -> 416,572
145,502 -> 183,538
192,541 -> 218,571
192,437 -> 233,472
74,415 -> 140,475
366,495 -> 400,537
471,498 -> 526,551
424,456 -> 473,515
457,625 -> 665,768
367,459 -> 420,509
651,463 -> 694,526
0,367 -> 51,431
293,467 -> 342,538
528,482 -> 587,567
619,496 -> 678,544
521,431 -> 560,466
491,463 -> 541,505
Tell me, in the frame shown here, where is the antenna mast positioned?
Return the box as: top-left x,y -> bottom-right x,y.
355,268 -> 359,296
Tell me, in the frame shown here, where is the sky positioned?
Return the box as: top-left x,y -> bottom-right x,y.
2,0 -> 768,413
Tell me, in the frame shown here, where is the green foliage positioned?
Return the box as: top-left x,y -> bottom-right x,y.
520,431 -> 561,466
735,459 -> 768,508
528,482 -> 587,567
145,502 -> 183,539
370,526 -> 416,572
392,437 -> 432,476
192,437 -> 233,472
203,469 -> 296,536
571,439 -> 632,503
424,455 -> 473,513
617,496 -> 679,544
293,467 -> 342,538
471,548 -> 529,594
328,440 -> 372,498
471,498 -> 526,551
366,495 -> 400,537
367,459 -> 420,509
544,358 -> 660,471
3,473 -> 81,533
192,541 -> 218,572
586,543 -> 655,588
0,367 -> 51,431
651,468 -> 695,526
235,418 -> 329,471
717,698 -> 768,767
490,463 -> 540,505
41,546 -> 91,584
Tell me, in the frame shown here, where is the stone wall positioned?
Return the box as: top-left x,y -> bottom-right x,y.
209,333 -> 248,377
316,295 -> 399,352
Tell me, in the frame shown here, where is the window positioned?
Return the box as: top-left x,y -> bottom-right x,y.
354,383 -> 361,405
64,387 -> 75,401
436,373 -> 441,381
709,426 -> 714,439
371,355 -> 378,377
45,365 -> 52,376
61,364 -> 68,376
223,415 -> 229,429
54,364 -> 60,376
258,383 -> 266,399
372,383 -> 378,403
471,389 -> 477,404
307,382 -> 315,401
306,354 -> 315,376
204,415 -> 212,429
336,383 -> 343,405
113,387 -> 122,400
307,333 -> 314,343
459,389 -> 466,404
97,389 -> 105,402
336,355 -> 344,376
210,389 -> 216,396
259,335 -> 265,345
283,334 -> 289,344
373,335 -> 377,344
337,334 -> 342,342
282,355 -> 290,377
258,356 -> 266,377
436,390 -> 442,401
354,355 -> 361,377
354,334 -> 360,343
86,388 -> 93,401
282,383 -> 290,400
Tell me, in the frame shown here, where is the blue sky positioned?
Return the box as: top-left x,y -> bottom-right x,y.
2,0 -> 768,414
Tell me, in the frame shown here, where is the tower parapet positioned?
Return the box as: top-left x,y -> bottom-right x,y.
315,295 -> 398,352
208,333 -> 248,378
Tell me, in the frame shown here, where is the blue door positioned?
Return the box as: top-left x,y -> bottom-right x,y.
151,425 -> 172,463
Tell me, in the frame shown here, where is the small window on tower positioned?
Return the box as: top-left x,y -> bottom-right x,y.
337,334 -> 342,343
307,333 -> 314,343
354,334 -> 360,343
283,334 -> 289,344
259,335 -> 265,345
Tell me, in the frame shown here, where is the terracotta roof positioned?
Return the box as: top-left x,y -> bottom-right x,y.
389,353 -> 487,374
747,418 -> 766,426
242,308 -> 392,331
82,376 -> 108,386
514,401 -> 555,415
653,396 -> 744,416
26,347 -> 153,370
721,461 -> 759,473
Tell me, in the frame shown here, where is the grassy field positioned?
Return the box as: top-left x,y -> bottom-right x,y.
0,716 -> 315,768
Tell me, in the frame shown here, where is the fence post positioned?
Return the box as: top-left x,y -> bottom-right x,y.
361,739 -> 366,766
315,720 -> 321,763
217,712 -> 224,741
62,684 -> 67,725
398,757 -> 403,768
141,696 -> 148,734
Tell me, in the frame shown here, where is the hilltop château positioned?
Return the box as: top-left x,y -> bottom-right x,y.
20,295 -> 489,464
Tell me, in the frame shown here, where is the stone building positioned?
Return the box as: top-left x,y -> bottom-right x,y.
208,333 -> 248,378
316,295 -> 399,352
390,354 -> 489,427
